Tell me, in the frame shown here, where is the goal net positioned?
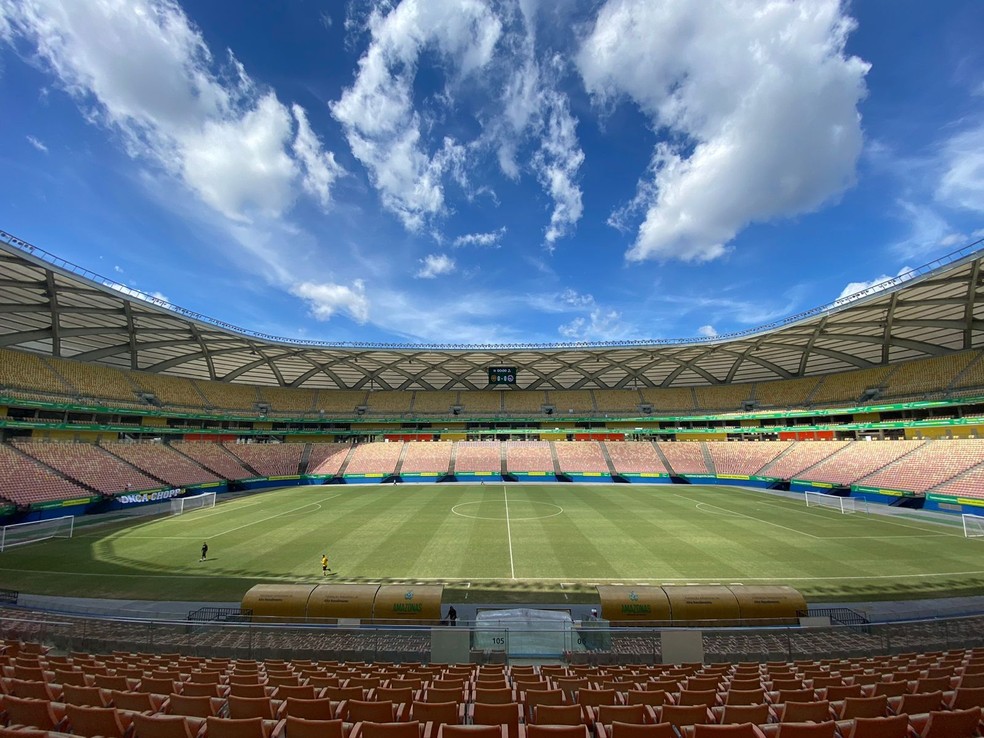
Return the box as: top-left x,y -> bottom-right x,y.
0,515 -> 75,552
962,514 -> 984,539
804,491 -> 866,514
170,492 -> 216,516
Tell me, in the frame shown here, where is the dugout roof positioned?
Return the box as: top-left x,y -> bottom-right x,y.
1,229 -> 983,391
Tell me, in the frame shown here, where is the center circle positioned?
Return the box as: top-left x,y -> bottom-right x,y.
450,501 -> 564,521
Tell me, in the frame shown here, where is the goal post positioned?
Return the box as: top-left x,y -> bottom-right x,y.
170,492 -> 216,516
962,514 -> 984,539
804,491 -> 867,514
0,515 -> 75,552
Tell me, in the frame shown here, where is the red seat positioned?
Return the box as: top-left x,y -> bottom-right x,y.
909,706 -> 983,738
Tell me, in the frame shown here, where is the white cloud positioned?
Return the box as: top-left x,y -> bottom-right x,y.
291,104 -> 346,210
535,83 -> 584,248
26,134 -> 48,152
558,307 -> 634,341
836,266 -> 915,302
578,0 -> 868,262
936,122 -> 984,214
453,227 -> 506,248
2,0 -> 342,221
291,280 -> 370,323
113,265 -> 124,273
890,201 -> 966,260
697,324 -> 717,338
416,253 -> 456,279
559,288 -> 595,308
330,0 -> 503,231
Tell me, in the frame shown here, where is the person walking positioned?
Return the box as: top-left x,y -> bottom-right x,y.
200,541 -> 208,561
321,553 -> 331,575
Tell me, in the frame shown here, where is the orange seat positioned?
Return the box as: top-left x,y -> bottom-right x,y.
839,714 -> 909,738
352,721 -> 424,738
205,716 -> 281,738
526,727 -> 589,738
284,696 -> 336,720
770,723 -> 837,738
1,694 -> 68,732
408,700 -> 465,726
130,713 -> 201,738
227,695 -> 282,720
437,727 -> 507,738
599,723 -> 676,738
472,702 -> 524,738
166,693 -> 225,719
284,716 -> 347,738
65,704 -> 133,738
110,690 -> 169,714
657,704 -> 711,730
533,705 -> 582,726
62,684 -> 112,707
692,725 -> 767,737
909,706 -> 983,738
349,700 -> 403,723
710,704 -> 770,726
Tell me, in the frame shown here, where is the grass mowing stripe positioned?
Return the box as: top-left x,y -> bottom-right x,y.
503,485 -> 515,579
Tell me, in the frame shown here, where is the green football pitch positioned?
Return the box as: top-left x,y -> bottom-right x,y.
0,484 -> 982,604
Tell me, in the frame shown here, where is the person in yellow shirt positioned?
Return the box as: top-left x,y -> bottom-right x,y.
321,553 -> 331,576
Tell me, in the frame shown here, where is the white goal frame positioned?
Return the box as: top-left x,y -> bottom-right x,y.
804,491 -> 867,514
170,492 -> 216,516
0,515 -> 75,552
962,514 -> 984,539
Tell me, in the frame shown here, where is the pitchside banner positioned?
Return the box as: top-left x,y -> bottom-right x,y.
118,488 -> 181,505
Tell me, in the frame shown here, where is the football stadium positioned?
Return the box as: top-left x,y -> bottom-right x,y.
3,226 -> 984,669
3,0 -> 984,735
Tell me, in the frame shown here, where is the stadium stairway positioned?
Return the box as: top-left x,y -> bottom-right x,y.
221,445 -> 262,478
500,444 -> 508,477
754,443 -> 798,477
448,443 -> 457,476
298,443 -> 313,475
700,443 -> 717,475
853,440 -> 930,487
948,351 -> 984,392
394,443 -> 409,477
168,442 -> 234,479
652,442 -> 675,476
598,443 -> 618,478
549,443 -> 562,477
335,445 -> 358,477
38,355 -> 79,395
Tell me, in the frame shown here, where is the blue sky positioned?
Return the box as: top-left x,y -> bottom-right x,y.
0,0 -> 981,346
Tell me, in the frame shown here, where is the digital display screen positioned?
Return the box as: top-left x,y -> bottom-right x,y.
488,366 -> 518,385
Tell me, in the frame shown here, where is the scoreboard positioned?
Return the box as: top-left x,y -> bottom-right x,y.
488,366 -> 518,385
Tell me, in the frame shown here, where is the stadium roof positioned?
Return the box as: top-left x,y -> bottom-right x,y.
1,229 -> 983,391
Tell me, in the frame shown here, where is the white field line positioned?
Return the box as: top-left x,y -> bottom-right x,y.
5,569 -> 984,584
687,498 -> 821,539
503,486 -> 516,579
210,494 -> 344,537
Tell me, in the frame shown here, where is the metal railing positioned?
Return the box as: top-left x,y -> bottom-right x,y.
2,608 -> 983,664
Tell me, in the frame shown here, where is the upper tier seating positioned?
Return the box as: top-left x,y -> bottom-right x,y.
366,391 -> 413,414
0,348 -> 76,402
950,352 -> 984,393
554,442 -> 608,473
757,441 -> 848,480
882,352 -> 978,401
314,391 -> 368,414
656,442 -> 710,474
503,391 -> 547,414
171,442 -> 255,480
857,439 -> 984,493
194,381 -> 260,411
256,386 -> 318,415
223,444 -> 305,477
307,444 -> 354,476
705,442 -> 792,476
505,442 -> 554,473
412,391 -> 458,414
100,442 -> 221,487
603,442 -> 669,474
459,391 -> 503,414
797,441 -> 926,486
14,440 -> 161,494
0,444 -> 90,505
345,443 -> 403,475
548,392 -> 595,414
131,372 -> 207,409
809,367 -> 895,408
639,388 -> 696,413
593,390 -> 642,413
753,377 -> 821,410
401,442 -> 453,474
695,384 -> 753,412
47,356 -> 139,404
454,442 -> 501,473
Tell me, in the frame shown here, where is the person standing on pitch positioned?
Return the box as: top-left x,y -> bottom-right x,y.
200,541 -> 208,561
322,553 -> 331,575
